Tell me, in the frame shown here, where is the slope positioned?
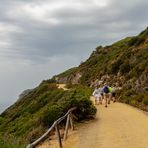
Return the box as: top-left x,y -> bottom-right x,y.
54,27 -> 148,111
0,83 -> 96,146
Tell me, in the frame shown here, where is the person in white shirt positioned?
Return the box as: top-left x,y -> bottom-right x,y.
92,85 -> 103,105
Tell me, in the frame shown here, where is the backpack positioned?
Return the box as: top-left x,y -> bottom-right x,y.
108,87 -> 113,93
103,86 -> 109,93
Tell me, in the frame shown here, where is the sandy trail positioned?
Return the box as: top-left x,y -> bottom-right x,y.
57,84 -> 69,91
38,85 -> 148,148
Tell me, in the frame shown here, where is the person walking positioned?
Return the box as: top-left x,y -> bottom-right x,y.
110,86 -> 116,103
102,84 -> 110,107
92,85 -> 103,105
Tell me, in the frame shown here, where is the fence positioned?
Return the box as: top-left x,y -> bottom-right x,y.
26,107 -> 77,148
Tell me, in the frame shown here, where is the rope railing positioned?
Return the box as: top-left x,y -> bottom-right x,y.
26,107 -> 77,148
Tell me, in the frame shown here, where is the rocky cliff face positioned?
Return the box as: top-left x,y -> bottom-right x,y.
55,72 -> 82,84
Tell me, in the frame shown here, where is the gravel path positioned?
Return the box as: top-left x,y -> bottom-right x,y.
73,99 -> 148,148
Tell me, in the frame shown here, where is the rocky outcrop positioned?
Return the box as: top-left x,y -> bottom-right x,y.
71,73 -> 82,84
55,72 -> 82,84
19,89 -> 33,100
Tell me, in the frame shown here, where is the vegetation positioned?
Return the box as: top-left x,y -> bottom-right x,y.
1,27 -> 148,147
55,27 -> 148,111
0,82 -> 96,146
117,88 -> 148,111
53,67 -> 78,82
0,137 -> 25,148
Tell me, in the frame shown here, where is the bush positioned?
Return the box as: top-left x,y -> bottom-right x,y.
41,87 -> 96,126
0,117 -> 3,125
119,88 -> 148,111
135,37 -> 145,46
120,61 -> 131,74
0,137 -> 25,148
124,89 -> 135,97
128,36 -> 145,46
27,126 -> 45,143
128,37 -> 139,46
110,59 -> 123,74
42,105 -> 63,127
80,72 -> 91,86
130,99 -> 137,106
121,96 -> 131,104
74,97 -> 96,120
134,93 -> 144,103
143,95 -> 148,105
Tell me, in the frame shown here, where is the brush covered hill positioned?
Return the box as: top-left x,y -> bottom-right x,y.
0,27 -> 148,147
0,82 -> 96,147
54,27 -> 148,110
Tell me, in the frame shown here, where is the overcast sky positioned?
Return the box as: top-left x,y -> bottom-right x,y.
0,0 -> 148,113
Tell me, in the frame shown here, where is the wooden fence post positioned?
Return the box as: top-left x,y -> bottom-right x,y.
64,114 -> 70,140
26,107 -> 76,148
55,124 -> 62,148
26,144 -> 32,148
69,113 -> 74,130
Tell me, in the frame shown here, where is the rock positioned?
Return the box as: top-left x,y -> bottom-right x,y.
19,89 -> 33,100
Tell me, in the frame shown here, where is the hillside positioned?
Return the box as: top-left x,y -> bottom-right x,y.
0,82 -> 96,147
0,27 -> 148,147
55,27 -> 148,86
54,27 -> 148,111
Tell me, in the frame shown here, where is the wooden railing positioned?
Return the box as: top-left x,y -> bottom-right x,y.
26,107 -> 77,148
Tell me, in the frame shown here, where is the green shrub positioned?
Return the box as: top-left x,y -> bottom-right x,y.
128,36 -> 139,46
134,93 -> 144,103
0,137 -> 25,148
42,105 -> 63,127
142,95 -> 148,105
120,61 -> 131,74
128,36 -> 145,46
27,126 -> 46,143
121,96 -> 131,104
130,99 -> 137,106
80,72 -> 91,86
124,89 -> 135,97
41,87 -> 96,126
135,37 -> 145,46
110,59 -> 123,74
74,97 -> 96,120
0,117 -> 3,125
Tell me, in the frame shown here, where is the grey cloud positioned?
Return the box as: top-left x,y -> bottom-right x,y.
0,0 -> 148,63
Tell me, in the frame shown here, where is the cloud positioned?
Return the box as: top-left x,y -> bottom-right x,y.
0,0 -> 148,64
0,0 -> 148,112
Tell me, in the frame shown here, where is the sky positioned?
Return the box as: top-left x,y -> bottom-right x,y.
0,0 -> 148,113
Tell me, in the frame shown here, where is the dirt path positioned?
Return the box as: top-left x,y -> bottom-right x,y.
57,84 -> 69,91
38,85 -> 148,148
66,99 -> 148,148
